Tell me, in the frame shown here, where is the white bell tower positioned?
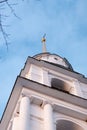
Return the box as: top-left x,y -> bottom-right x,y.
0,52 -> 87,130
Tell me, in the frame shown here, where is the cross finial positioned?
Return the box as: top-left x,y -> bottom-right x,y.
41,33 -> 47,53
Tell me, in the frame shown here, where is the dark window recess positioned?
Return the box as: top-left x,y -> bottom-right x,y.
51,78 -> 71,93
54,57 -> 58,60
56,120 -> 84,130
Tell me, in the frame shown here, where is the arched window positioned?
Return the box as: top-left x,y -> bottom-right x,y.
56,120 -> 84,130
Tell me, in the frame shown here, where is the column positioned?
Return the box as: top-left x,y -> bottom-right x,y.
12,117 -> 19,130
42,70 -> 49,86
44,103 -> 54,130
73,79 -> 83,97
19,96 -> 30,130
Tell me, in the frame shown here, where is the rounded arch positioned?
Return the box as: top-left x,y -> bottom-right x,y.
56,119 -> 84,130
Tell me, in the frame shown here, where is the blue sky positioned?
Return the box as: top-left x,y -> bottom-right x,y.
0,0 -> 87,117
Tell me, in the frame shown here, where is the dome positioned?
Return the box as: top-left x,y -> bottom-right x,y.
33,52 -> 73,71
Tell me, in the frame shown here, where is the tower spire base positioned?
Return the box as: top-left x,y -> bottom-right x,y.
41,34 -> 47,53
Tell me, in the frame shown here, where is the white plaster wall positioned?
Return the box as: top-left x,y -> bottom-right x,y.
30,104 -> 44,130
80,82 -> 87,99
27,64 -> 43,83
30,118 -> 43,130
30,104 -> 43,120
41,56 -> 48,61
42,69 -> 49,86
41,55 -> 68,68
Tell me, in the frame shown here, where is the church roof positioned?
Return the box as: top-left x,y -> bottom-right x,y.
33,52 -> 73,71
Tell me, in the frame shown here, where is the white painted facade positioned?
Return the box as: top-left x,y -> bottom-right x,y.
6,87 -> 87,130
21,53 -> 87,98
1,52 -> 87,130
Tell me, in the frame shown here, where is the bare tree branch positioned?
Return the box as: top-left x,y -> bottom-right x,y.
0,0 -> 7,3
0,14 -> 9,50
5,1 -> 21,19
0,0 -> 27,50
0,0 -> 21,50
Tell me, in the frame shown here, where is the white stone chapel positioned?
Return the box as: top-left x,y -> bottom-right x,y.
0,51 -> 87,130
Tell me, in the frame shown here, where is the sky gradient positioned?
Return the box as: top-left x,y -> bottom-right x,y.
0,0 -> 87,117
